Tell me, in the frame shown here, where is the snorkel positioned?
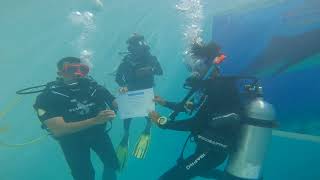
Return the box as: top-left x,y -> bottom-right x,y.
203,53 -> 226,79
169,42 -> 227,120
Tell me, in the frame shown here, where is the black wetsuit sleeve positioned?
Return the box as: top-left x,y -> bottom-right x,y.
96,85 -> 116,110
161,101 -> 188,114
115,63 -> 127,87
163,101 -> 179,110
33,93 -> 62,122
151,56 -> 163,75
159,117 -> 198,132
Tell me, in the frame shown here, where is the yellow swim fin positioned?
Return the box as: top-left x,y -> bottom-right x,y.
116,142 -> 129,172
132,133 -> 151,159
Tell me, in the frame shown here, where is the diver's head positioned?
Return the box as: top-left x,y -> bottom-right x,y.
57,57 -> 90,82
126,33 -> 150,57
190,41 -> 221,60
189,41 -> 222,77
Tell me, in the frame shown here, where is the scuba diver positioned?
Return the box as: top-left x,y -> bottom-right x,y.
149,41 -> 238,180
115,33 -> 163,170
149,41 -> 277,180
150,82 -> 241,180
31,57 -> 119,180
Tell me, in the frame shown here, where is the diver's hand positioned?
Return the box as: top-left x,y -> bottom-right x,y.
119,87 -> 128,94
148,111 -> 161,125
153,96 -> 166,106
93,110 -> 116,125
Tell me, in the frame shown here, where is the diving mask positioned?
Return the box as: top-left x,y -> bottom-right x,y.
62,63 -> 89,78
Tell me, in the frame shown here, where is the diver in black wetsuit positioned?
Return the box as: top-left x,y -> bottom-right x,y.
150,76 -> 242,180
114,33 -> 163,169
33,57 -> 119,180
148,41 -> 241,180
149,38 -> 277,179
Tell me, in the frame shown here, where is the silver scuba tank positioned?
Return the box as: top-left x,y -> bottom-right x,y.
224,86 -> 276,180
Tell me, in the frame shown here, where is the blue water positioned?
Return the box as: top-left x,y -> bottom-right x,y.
1,0 -> 320,179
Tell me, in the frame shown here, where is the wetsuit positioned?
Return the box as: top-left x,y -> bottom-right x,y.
34,78 -> 119,180
159,77 -> 242,180
115,53 -> 163,91
115,52 -> 163,132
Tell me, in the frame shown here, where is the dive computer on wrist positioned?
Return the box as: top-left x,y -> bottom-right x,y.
157,116 -> 168,125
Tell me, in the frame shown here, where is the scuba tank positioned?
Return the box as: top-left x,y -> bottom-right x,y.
224,82 -> 277,180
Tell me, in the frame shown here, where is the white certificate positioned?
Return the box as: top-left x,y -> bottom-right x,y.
117,88 -> 155,119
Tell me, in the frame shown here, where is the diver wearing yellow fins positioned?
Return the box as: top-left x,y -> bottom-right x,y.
114,33 -> 163,170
